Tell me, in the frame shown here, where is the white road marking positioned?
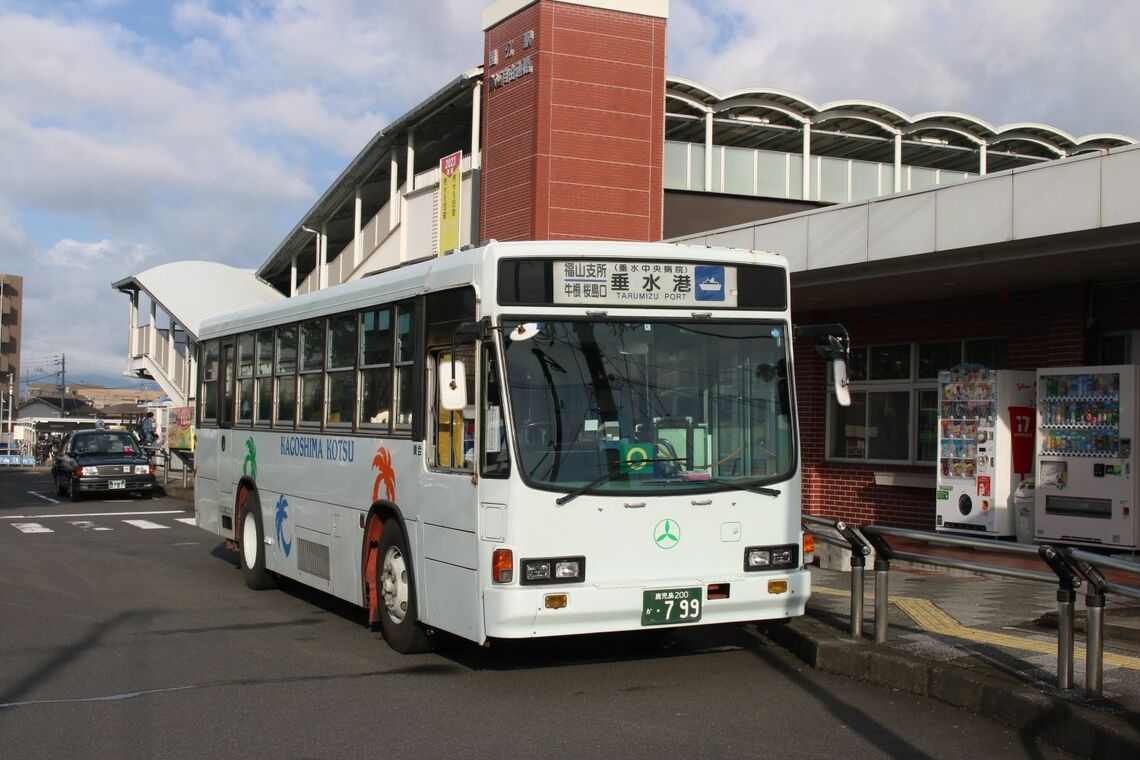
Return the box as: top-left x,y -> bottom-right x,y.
70,521 -> 113,532
122,519 -> 169,530
174,518 -> 197,526
26,491 -> 59,504
0,510 -> 185,521
12,523 -> 53,534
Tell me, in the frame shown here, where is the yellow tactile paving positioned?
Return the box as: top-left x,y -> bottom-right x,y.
811,584 -> 1140,670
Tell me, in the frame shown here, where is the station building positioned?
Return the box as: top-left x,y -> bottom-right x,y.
116,0 -> 1140,529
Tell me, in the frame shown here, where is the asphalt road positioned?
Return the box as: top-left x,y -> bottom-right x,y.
0,467 -> 1076,759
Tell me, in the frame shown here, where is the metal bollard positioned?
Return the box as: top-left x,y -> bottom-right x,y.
1085,591 -> 1104,696
850,553 -> 866,638
874,556 -> 890,644
1039,544 -> 1081,691
1056,587 -> 1075,690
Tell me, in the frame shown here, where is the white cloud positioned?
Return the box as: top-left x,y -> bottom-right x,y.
667,0 -> 1140,138
3,0 -> 1139,384
38,238 -> 155,271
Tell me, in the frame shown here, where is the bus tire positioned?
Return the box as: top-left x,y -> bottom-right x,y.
377,519 -> 432,654
239,491 -> 276,590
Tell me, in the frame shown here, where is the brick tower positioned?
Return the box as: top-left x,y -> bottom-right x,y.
479,0 -> 667,243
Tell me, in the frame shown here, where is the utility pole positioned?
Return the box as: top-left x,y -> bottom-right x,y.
60,353 -> 66,418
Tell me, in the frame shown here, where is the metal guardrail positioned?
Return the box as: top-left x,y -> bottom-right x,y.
801,519 -> 1140,698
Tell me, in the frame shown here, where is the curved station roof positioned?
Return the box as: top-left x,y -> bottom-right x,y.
113,260 -> 283,339
665,77 -> 1134,174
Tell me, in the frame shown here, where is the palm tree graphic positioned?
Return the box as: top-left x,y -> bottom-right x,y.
242,437 -> 257,479
656,519 -> 679,547
275,495 -> 292,557
372,446 -> 396,502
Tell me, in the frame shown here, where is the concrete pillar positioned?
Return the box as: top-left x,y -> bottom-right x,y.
894,134 -> 903,193
353,185 -> 363,270
471,80 -> 482,170
802,123 -> 811,200
704,111 -> 714,192
289,255 -> 297,297
979,143 -> 988,175
389,148 -> 399,230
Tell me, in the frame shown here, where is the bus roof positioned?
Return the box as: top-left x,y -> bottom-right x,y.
198,240 -> 787,339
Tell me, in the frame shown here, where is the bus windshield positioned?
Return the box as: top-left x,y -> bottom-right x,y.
501,319 -> 794,495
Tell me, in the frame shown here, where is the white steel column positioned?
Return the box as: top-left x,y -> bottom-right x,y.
389,149 -> 399,230
894,134 -> 903,192
128,291 -> 139,358
166,315 -> 175,376
289,254 -> 297,297
979,143 -> 988,175
802,122 -> 811,200
704,112 -> 713,191
319,223 -> 328,291
405,129 -> 416,192
471,81 -> 482,170
149,300 -> 158,358
353,184 -> 363,270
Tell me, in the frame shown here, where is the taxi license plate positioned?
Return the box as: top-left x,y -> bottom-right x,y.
641,587 -> 702,626
109,480 -> 126,489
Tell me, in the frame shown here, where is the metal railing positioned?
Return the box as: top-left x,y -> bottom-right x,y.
802,519 -> 1140,698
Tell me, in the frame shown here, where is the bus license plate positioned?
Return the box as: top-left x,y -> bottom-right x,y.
641,587 -> 702,626
109,480 -> 126,489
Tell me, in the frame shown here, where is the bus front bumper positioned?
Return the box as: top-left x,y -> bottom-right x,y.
482,569 -> 810,640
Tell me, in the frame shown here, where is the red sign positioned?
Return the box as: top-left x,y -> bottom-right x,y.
1008,406 -> 1035,477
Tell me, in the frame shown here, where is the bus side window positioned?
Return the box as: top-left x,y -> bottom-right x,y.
432,346 -> 475,471
481,344 -> 510,477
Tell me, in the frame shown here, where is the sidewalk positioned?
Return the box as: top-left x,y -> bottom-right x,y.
765,554 -> 1140,758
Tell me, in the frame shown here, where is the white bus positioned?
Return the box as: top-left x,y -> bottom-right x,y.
195,240 -> 849,653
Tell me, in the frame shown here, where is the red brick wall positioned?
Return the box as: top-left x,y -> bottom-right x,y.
481,1 -> 665,243
795,283 -> 1090,529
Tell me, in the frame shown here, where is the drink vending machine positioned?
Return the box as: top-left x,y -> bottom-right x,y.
936,367 -> 1036,537
1035,365 -> 1139,549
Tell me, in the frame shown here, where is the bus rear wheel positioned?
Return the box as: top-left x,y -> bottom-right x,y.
377,519 -> 432,654
239,491 -> 276,590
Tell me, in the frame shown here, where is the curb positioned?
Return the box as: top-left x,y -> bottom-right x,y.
761,615 -> 1140,759
159,485 -> 194,502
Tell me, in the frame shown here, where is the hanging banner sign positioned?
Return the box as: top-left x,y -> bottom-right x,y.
437,151 -> 463,256
553,260 -> 737,307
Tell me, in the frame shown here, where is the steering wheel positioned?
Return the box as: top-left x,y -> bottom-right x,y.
521,422 -> 552,445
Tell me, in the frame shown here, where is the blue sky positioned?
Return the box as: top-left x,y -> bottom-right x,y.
3,0 -> 1139,387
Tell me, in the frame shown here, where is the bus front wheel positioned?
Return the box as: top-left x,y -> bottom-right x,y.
378,519 -> 432,654
239,491 -> 276,590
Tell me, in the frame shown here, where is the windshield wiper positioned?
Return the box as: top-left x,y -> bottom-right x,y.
555,457 -> 689,506
696,477 -> 781,497
555,465 -> 625,506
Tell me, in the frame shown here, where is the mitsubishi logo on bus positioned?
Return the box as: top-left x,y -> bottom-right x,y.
654,519 -> 680,549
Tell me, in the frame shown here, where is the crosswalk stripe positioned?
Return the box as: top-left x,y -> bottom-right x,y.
174,518 -> 197,526
12,523 -> 52,534
122,519 -> 169,530
70,521 -> 114,532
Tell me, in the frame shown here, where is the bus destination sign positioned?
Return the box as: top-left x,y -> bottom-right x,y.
553,260 -> 737,308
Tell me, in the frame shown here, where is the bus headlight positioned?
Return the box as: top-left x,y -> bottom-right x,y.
744,544 -> 798,571
520,556 -> 585,585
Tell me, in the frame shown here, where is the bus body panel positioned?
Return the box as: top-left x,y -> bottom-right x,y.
483,570 -> 810,639
193,241 -> 816,648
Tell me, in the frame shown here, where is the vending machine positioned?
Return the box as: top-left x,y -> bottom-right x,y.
1035,365 -> 1139,550
936,367 -> 1035,537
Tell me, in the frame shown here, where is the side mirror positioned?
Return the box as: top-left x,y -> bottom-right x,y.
832,358 -> 851,407
440,360 -> 468,411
